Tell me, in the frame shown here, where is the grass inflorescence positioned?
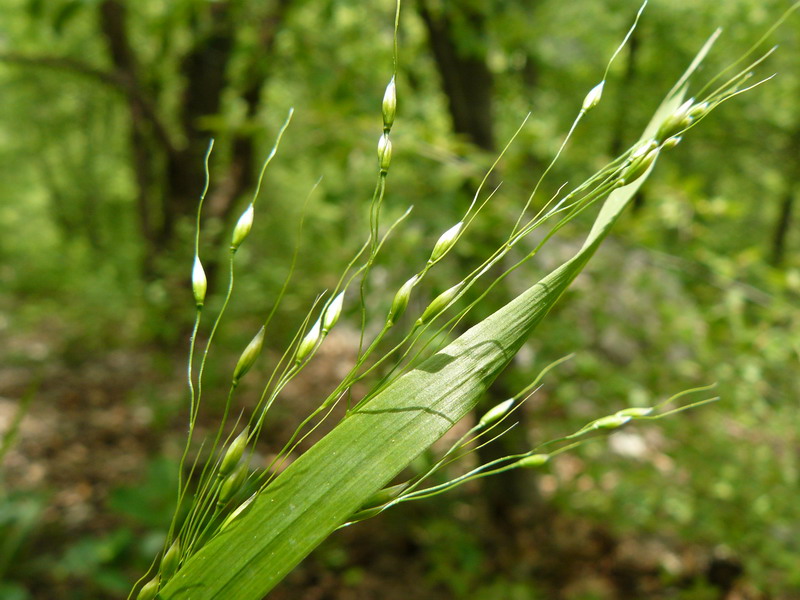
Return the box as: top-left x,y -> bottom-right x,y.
129,2 -> 796,598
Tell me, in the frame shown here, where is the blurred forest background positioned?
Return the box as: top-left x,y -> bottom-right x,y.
0,0 -> 798,599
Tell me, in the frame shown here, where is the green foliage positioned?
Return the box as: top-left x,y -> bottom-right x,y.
0,0 -> 799,598
108,458 -> 179,530
0,490 -> 45,586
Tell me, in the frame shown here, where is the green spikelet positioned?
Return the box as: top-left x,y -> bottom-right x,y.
416,282 -> 463,325
478,399 -> 515,428
387,275 -> 418,326
515,454 -> 550,468
160,539 -> 181,581
231,204 -> 254,251
429,222 -> 463,264
377,133 -> 392,173
219,464 -> 249,505
136,577 -> 160,600
616,407 -> 653,418
219,428 -> 249,477
192,257 -> 207,308
592,414 -> 631,430
296,318 -> 322,363
233,326 -> 265,384
382,77 -> 396,131
582,81 -> 604,111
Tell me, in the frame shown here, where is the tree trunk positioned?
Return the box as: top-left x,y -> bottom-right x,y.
770,187 -> 795,266
98,0 -> 168,278
96,0 -> 293,294
415,0 -> 495,152
770,128 -> 800,266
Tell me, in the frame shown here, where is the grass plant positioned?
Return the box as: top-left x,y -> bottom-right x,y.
127,3 -> 796,598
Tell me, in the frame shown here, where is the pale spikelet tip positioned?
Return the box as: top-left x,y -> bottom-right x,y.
429,221 -> 463,263
296,318 -> 322,363
220,494 -> 256,531
382,76 -> 397,131
582,81 -> 604,112
616,406 -> 653,418
592,414 -> 632,430
231,203 -> 254,250
192,256 -> 207,307
478,399 -> 515,428
322,291 -> 345,333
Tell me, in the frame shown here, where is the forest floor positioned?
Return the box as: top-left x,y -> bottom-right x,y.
0,329 -> 766,600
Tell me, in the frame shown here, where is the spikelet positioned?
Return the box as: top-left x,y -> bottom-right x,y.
219,463 -> 249,504
387,275 -> 418,325
620,147 -> 659,184
220,494 -> 256,531
296,318 -> 322,363
192,257 -> 207,307
377,133 -> 392,173
429,222 -> 463,264
417,282 -> 463,325
233,326 -> 265,384
231,204 -> 254,251
322,291 -> 345,334
516,454 -> 550,468
592,414 -> 631,430
160,539 -> 181,581
136,577 -> 160,600
655,98 -> 695,142
478,399 -> 515,428
582,81 -> 604,112
688,101 -> 710,120
616,407 -> 653,418
219,427 -> 249,477
382,77 -> 397,131
631,139 -> 658,159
